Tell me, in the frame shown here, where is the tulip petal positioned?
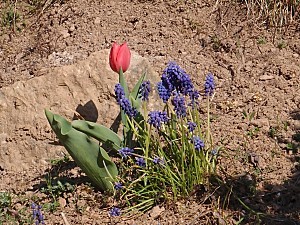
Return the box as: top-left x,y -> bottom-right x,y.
117,42 -> 131,73
109,42 -> 121,73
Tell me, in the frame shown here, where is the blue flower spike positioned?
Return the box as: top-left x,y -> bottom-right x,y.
139,80 -> 151,101
204,73 -> 215,96
31,203 -> 45,225
115,83 -> 138,118
135,157 -> 146,167
153,156 -> 164,165
187,122 -> 196,133
193,136 -> 205,151
114,182 -> 123,190
109,207 -> 121,217
148,111 -> 169,129
118,147 -> 134,159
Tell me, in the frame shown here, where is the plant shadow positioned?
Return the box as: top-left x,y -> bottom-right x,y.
31,159 -> 92,192
208,109 -> 300,224
211,167 -> 300,224
73,100 -> 98,122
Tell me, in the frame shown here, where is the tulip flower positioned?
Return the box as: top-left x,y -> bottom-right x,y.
109,42 -> 131,73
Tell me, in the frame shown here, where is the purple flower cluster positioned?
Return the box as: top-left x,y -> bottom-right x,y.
187,121 -> 196,133
157,62 -> 199,103
172,92 -> 187,117
114,83 -> 137,118
211,149 -> 218,156
204,73 -> 215,96
32,203 -> 45,225
157,81 -> 172,103
156,62 -> 200,116
153,156 -> 164,165
135,157 -> 146,167
193,136 -> 205,151
189,89 -> 200,108
148,111 -> 169,129
114,182 -> 123,190
139,80 -> 151,101
162,62 -> 194,95
109,207 -> 121,216
118,147 -> 134,158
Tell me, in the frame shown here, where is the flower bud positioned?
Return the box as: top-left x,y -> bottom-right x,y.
109,42 -> 131,73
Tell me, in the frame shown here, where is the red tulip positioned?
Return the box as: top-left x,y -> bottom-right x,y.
109,42 -> 131,73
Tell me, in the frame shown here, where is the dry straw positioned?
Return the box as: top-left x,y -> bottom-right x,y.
243,0 -> 299,26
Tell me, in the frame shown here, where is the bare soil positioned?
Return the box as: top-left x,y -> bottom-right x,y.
0,0 -> 299,224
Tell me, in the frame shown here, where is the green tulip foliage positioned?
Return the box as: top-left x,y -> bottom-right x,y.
45,110 -> 118,191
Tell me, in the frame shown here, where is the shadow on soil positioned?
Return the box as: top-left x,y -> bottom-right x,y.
211,110 -> 300,225
31,159 -> 92,193
214,166 -> 300,225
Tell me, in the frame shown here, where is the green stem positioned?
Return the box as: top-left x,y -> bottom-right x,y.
206,97 -> 213,149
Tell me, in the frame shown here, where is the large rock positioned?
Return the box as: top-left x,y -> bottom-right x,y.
0,50 -> 160,171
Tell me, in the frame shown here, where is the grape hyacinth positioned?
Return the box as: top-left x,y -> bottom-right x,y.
153,156 -> 164,165
187,121 -> 196,133
172,92 -> 187,117
114,182 -> 123,190
114,83 -> 125,101
189,89 -> 200,107
157,62 -> 200,108
204,73 -> 215,96
118,147 -> 134,158
148,111 -> 169,129
109,207 -> 121,217
161,62 -> 194,97
139,80 -> 151,101
114,83 -> 137,118
135,157 -> 146,167
157,81 -> 172,103
193,136 -> 205,151
211,149 -> 218,156
31,203 -> 45,225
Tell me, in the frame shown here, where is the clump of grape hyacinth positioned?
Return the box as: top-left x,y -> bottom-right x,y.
204,73 -> 215,96
114,83 -> 137,118
193,136 -> 205,151
118,147 -> 134,158
148,111 -> 169,129
32,203 -> 45,225
109,207 -> 121,217
139,80 -> 151,101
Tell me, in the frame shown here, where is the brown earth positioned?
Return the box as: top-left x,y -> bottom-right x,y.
0,0 -> 300,224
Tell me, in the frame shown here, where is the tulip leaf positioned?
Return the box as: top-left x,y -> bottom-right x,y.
45,109 -> 118,191
71,120 -> 122,151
